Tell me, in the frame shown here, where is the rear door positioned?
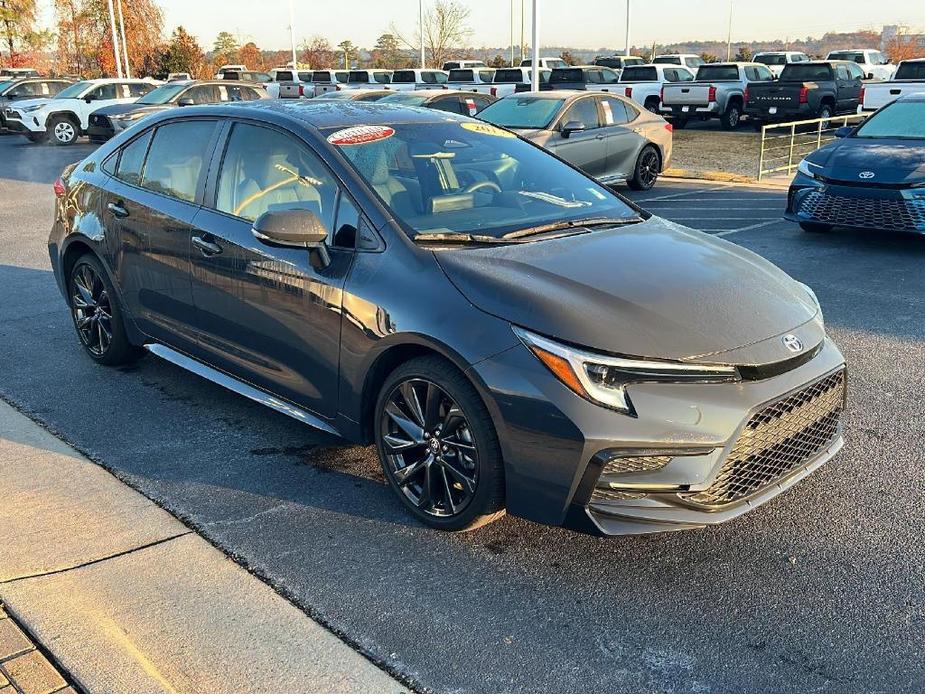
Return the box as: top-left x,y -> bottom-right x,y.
549,96 -> 607,178
103,119 -> 221,352
600,96 -> 644,180
188,121 -> 355,416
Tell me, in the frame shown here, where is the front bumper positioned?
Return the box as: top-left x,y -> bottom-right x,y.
472,336 -> 846,535
786,174 -> 925,233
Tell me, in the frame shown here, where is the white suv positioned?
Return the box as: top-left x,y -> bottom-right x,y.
6,78 -> 156,145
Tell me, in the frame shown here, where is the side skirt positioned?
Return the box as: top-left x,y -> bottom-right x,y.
144,343 -> 341,436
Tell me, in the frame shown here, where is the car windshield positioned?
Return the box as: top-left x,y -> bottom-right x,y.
549,69 -> 585,83
324,120 -> 638,239
477,96 -> 563,129
493,69 -> 526,83
653,57 -> 680,65
620,66 -> 658,82
696,65 -> 739,81
137,83 -> 188,105
756,54 -> 787,66
0,79 -> 13,94
829,51 -> 864,63
392,71 -> 416,83
853,101 -> 925,139
448,69 -> 474,82
54,81 -> 93,99
379,93 -> 430,106
780,64 -> 833,81
895,62 -> 925,80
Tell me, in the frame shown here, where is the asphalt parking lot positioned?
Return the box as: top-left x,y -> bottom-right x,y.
1,133 -> 924,693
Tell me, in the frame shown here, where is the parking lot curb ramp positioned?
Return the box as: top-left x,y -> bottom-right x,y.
0,399 -> 409,694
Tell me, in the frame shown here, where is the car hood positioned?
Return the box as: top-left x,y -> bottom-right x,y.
808,138 -> 925,185
7,96 -> 51,111
435,217 -> 820,364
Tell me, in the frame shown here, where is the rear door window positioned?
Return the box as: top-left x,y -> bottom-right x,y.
140,120 -> 217,202
186,85 -> 218,104
601,97 -> 633,125
115,129 -> 154,186
93,83 -> 118,100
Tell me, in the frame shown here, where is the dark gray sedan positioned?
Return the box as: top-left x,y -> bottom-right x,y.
478,90 -> 673,190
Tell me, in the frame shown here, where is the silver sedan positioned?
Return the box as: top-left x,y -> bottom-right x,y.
477,90 -> 673,190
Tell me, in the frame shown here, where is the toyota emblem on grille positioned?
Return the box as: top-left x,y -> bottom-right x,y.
858,171 -> 876,179
782,335 -> 803,353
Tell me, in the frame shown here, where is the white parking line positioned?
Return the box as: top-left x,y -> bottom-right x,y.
634,185 -> 732,202
713,220 -> 781,237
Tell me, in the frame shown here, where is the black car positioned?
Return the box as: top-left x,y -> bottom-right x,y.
87,80 -> 266,142
786,94 -> 925,234
746,61 -> 864,128
49,101 -> 846,536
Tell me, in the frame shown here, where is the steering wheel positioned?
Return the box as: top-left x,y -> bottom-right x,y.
463,180 -> 502,195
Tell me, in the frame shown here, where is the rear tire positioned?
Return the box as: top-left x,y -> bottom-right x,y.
50,114 -> 79,146
720,102 -> 742,130
800,222 -> 833,233
67,253 -> 141,365
628,145 -> 662,191
816,104 -> 833,130
375,356 -> 505,532
644,98 -> 660,114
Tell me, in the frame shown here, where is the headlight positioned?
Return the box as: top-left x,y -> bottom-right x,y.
797,158 -> 821,179
514,327 -> 740,414
113,111 -> 146,122
23,105 -> 45,113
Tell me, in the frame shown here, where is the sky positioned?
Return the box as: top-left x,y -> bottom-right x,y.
37,0 -> 925,52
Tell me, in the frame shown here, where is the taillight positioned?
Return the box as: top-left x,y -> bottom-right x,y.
743,87 -> 749,104
660,86 -> 665,102
53,177 -> 66,198
799,85 -> 809,104
708,85 -> 717,102
664,123 -> 673,133
335,84 -> 342,91
490,87 -> 497,97
297,84 -> 304,96
623,87 -> 631,98
860,86 -> 865,103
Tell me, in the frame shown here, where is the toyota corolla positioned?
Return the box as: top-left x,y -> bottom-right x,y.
48,101 -> 846,535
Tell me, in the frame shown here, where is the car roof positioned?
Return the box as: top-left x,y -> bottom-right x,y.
143,100 -> 463,130
898,93 -> 925,102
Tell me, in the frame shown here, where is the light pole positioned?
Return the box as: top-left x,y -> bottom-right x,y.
624,0 -> 630,56
288,0 -> 298,68
530,0 -> 539,90
726,0 -> 734,61
520,0 -> 524,63
105,0 -> 123,78
510,0 -> 514,66
116,0 -> 130,78
419,0 -> 425,69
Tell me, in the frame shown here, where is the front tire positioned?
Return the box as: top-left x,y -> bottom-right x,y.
375,356 -> 505,531
68,253 -> 141,365
628,145 -> 661,191
50,115 -> 79,145
816,104 -> 833,130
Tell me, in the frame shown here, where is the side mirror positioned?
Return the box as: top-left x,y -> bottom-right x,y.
252,208 -> 330,268
177,97 -> 195,107
561,120 -> 586,138
84,95 -> 95,103
834,126 -> 853,138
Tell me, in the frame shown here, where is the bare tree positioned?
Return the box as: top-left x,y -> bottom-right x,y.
390,0 -> 472,69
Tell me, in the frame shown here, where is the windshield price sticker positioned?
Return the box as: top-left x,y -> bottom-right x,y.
460,122 -> 516,138
327,125 -> 396,145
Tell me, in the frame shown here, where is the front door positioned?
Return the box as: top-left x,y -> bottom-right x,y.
189,121 -> 354,417
106,119 -> 220,352
550,96 -> 607,178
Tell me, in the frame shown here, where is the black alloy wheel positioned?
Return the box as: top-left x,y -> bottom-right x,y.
628,146 -> 661,191
68,254 -> 140,365
376,357 -> 505,531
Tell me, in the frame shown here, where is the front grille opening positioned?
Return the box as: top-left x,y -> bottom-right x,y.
591,488 -> 648,503
680,369 -> 845,508
800,191 -> 925,231
602,455 -> 673,475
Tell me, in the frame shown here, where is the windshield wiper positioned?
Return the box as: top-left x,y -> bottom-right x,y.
412,232 -> 517,245
503,216 -> 642,240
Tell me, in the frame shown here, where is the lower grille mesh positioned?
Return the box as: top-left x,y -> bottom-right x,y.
799,191 -> 925,231
601,455 -> 672,475
680,369 -> 845,507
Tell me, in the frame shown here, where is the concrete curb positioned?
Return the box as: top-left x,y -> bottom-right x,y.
0,399 -> 410,694
663,167 -> 757,184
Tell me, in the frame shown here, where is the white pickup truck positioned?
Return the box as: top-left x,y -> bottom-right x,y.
753,51 -> 811,78
861,59 -> 925,111
389,69 -> 449,92
826,49 -> 895,81
618,63 -> 694,113
5,78 -> 156,144
340,70 -> 394,90
465,67 -> 550,97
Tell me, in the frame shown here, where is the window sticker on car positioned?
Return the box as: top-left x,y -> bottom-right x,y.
601,100 -> 614,125
327,125 -> 396,145
464,97 -> 477,116
460,122 -> 515,138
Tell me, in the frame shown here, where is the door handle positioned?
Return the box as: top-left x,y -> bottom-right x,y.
192,236 -> 223,256
107,201 -> 128,218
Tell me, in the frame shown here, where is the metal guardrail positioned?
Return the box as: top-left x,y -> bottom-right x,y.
757,113 -> 868,181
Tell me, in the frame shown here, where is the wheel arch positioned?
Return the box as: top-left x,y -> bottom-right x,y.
47,109 -> 81,128
357,334 -> 503,444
